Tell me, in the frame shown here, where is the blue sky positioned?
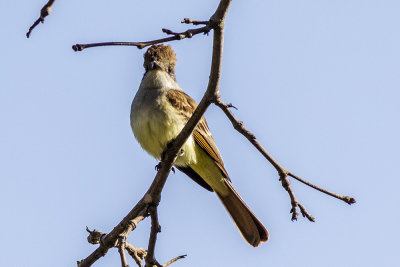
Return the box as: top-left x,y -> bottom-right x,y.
1,1 -> 399,266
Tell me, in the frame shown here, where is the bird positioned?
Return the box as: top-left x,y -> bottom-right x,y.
130,44 -> 268,247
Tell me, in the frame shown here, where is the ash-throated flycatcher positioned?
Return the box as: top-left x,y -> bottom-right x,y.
130,44 -> 268,246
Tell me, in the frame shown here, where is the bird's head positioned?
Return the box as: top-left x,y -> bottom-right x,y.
143,44 -> 177,79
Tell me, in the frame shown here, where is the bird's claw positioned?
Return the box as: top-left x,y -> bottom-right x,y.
155,163 -> 175,174
155,162 -> 162,171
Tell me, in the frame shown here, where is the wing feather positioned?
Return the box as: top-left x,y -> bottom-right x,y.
165,89 -> 230,180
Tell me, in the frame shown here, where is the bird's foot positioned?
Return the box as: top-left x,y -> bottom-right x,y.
155,162 -> 162,171
155,162 -> 175,174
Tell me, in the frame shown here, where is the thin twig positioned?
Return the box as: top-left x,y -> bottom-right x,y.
279,173 -> 314,221
118,236 -> 130,267
26,0 -> 55,38
287,172 -> 356,204
214,100 -> 286,172
72,25 -> 210,52
214,99 -> 355,221
126,244 -> 147,267
145,205 -> 162,267
181,18 -> 209,25
163,255 -> 187,267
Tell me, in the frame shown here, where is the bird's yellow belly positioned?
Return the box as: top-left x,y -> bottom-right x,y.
131,105 -> 197,166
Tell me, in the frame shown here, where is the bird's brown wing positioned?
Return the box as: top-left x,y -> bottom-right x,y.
166,89 -> 230,181
166,89 -> 268,247
192,119 -> 229,179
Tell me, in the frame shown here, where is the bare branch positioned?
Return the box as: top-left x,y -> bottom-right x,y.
72,25 -> 210,52
279,173 -> 315,221
118,236 -> 130,267
126,244 -> 147,267
287,172 -> 356,204
80,227 -> 147,267
163,255 -> 187,267
26,0 -> 55,38
82,227 -> 147,267
78,208 -> 147,266
181,18 -> 209,25
214,99 -> 356,221
145,206 -> 162,267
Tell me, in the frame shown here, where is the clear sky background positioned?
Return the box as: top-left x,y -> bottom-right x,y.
1,1 -> 399,266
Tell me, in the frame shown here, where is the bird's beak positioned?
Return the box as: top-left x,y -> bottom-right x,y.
150,60 -> 161,70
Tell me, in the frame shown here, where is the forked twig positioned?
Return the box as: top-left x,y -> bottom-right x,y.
82,227 -> 147,267
214,99 -> 356,221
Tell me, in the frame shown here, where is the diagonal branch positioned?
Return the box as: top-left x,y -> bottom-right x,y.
214,99 -> 356,221
26,0 -> 55,38
163,255 -> 187,267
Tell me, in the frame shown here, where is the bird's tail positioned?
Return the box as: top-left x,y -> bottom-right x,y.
216,180 -> 269,247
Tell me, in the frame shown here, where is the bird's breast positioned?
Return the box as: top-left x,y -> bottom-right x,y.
130,89 -> 196,166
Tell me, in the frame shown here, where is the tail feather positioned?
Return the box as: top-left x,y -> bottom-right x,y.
216,180 -> 268,247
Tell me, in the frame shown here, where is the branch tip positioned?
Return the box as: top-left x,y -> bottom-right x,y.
181,18 -> 209,26
72,44 -> 83,51
227,103 -> 238,110
72,25 -> 211,52
345,196 -> 356,205
26,0 -> 56,38
163,255 -> 187,266
162,28 -> 173,35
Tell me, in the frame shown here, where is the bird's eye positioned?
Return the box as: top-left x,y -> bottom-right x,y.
168,67 -> 173,73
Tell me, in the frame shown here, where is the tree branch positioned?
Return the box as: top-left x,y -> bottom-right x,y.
214,99 -> 356,221
72,25 -> 211,52
77,0 -> 232,266
287,172 -> 356,204
77,206 -> 147,266
82,227 -> 147,267
26,0 -> 55,38
125,243 -> 147,267
163,255 -> 187,267
117,236 -> 129,267
145,205 -> 162,267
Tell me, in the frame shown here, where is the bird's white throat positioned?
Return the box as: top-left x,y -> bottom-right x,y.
139,70 -> 180,91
